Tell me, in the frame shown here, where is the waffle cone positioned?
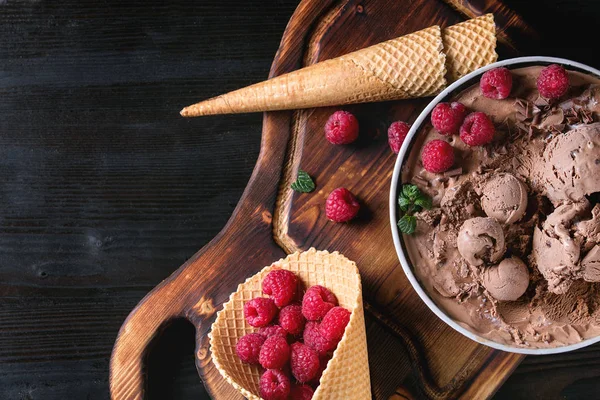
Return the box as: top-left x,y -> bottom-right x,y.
209,248 -> 371,400
181,25 -> 446,117
443,14 -> 497,81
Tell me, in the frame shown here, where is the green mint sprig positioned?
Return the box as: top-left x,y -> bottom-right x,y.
290,169 -> 315,193
397,184 -> 431,234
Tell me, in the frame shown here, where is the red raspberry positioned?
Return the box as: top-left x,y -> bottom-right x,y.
259,335 -> 290,370
278,305 -> 306,335
324,110 -> 359,145
479,67 -> 513,99
260,369 -> 291,400
303,321 -> 336,356
262,269 -> 299,308
430,102 -> 467,135
244,297 -> 278,327
319,306 -> 351,341
421,139 -> 454,173
259,324 -> 289,340
537,64 -> 569,99
235,333 -> 266,364
290,384 -> 315,400
325,188 -> 360,223
388,121 -> 410,154
302,285 -> 338,321
290,342 -> 320,383
459,112 -> 495,146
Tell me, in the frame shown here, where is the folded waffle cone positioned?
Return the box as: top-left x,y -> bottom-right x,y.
209,248 -> 370,400
443,13 -> 497,81
181,15 -> 497,117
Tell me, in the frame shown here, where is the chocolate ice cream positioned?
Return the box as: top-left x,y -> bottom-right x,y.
532,199 -> 600,294
538,123 -> 600,204
483,257 -> 529,301
401,65 -> 600,348
457,217 -> 505,266
481,173 -> 528,224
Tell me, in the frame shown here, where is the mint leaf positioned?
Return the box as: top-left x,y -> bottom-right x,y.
414,195 -> 432,210
398,196 -> 411,212
402,184 -> 420,201
398,215 -> 417,235
290,169 -> 315,193
397,184 -> 431,234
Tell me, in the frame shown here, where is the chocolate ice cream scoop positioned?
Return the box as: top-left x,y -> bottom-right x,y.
457,217 -> 506,266
481,173 -> 528,224
482,257 -> 530,301
532,200 -> 600,294
540,123 -> 600,204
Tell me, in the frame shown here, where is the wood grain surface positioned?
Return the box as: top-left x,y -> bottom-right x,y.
1,0 -> 600,399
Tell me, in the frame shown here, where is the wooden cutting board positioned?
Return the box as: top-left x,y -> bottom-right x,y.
110,0 -> 539,399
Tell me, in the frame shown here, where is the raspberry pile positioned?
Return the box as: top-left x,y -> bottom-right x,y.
421,67 -> 516,173
236,269 -> 351,400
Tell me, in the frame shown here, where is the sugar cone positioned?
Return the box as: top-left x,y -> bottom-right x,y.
443,13 -> 497,81
181,15 -> 497,117
209,248 -> 370,400
181,25 -> 446,116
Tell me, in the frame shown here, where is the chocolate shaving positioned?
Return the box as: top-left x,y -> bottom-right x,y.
515,98 -> 527,110
571,106 -> 579,117
540,108 -> 564,127
412,175 -> 428,186
581,109 -> 594,124
532,113 -> 542,126
549,124 -> 565,135
534,96 -> 550,107
565,107 -> 580,124
564,107 -> 577,117
515,121 -> 528,133
514,99 -> 533,121
516,112 -> 528,122
507,123 -> 524,141
443,167 -> 463,177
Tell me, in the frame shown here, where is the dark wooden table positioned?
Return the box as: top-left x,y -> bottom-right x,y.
2,1 -> 600,399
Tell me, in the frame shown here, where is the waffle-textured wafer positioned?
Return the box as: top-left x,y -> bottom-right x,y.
181,16 -> 499,117
443,14 -> 498,81
209,248 -> 370,400
181,25 -> 446,117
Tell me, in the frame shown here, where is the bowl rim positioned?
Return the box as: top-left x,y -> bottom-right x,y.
389,56 -> 600,355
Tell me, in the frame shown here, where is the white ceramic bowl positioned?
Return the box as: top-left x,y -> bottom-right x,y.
389,56 -> 600,355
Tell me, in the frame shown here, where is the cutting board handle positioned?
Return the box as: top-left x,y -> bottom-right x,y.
109,108 -> 292,398
110,279 -> 183,400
